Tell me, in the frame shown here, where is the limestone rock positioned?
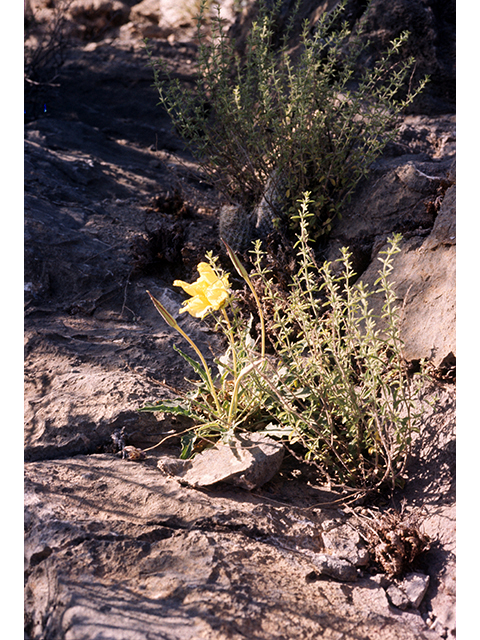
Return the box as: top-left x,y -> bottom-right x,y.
358,178 -> 456,367
69,0 -> 131,37
321,521 -> 370,567
158,431 -> 284,490
130,0 -> 238,40
326,157 -> 452,270
401,573 -> 431,609
130,0 -> 160,23
387,582 -> 411,610
309,554 -> 358,582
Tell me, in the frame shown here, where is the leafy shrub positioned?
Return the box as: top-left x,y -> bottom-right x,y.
140,193 -> 428,492
147,0 -> 428,238
249,193 -> 428,489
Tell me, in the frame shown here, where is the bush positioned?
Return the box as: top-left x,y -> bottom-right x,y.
140,193 -> 428,492
147,0 -> 428,239
24,0 -> 74,120
249,193 -> 428,489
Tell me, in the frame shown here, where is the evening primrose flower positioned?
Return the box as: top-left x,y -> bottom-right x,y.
174,262 -> 230,318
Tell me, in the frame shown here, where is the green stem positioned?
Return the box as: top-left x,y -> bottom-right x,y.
174,324 -> 222,415
227,360 -> 262,425
147,290 -> 222,415
222,240 -> 266,359
221,307 -> 238,377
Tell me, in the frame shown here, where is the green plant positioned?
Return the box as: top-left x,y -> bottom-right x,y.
140,255 -> 270,458
140,193 -> 428,491
147,0 -> 428,238
249,193 -> 427,489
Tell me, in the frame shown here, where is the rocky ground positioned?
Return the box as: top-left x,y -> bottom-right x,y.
24,1 -> 455,639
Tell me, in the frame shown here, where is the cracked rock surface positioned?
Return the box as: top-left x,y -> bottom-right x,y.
24,2 -> 455,638
25,455 -> 441,640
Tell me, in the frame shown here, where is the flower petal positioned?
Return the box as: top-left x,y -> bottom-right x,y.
180,294 -> 212,318
173,279 -> 200,297
206,281 -> 229,310
174,261 -> 230,317
197,262 -> 219,285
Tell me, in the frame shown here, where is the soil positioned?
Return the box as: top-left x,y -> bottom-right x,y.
24,8 -> 455,640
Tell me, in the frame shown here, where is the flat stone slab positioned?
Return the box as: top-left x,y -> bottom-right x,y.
24,454 -> 439,640
158,431 -> 284,490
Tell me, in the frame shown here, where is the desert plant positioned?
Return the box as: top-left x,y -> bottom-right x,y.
140,193 -> 428,491
24,0 -> 74,120
248,192 -> 428,489
140,253 -> 271,458
147,0 -> 428,238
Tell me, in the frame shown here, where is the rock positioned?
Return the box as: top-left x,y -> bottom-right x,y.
130,0 -> 175,38
23,331 -> 172,461
387,582 -> 411,610
324,143 -> 456,369
387,573 -> 430,610
321,521 -> 370,567
396,115 -> 456,160
422,183 -> 456,250
401,573 -> 431,609
158,431 -> 284,490
130,0 -> 160,23
69,0 -> 132,38
24,455 -> 441,640
325,155 -> 454,273
130,0 -> 238,40
357,176 -> 456,367
309,555 -> 358,582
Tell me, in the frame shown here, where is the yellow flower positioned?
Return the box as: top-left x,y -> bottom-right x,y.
174,262 -> 230,318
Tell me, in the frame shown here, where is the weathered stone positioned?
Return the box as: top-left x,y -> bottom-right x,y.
358,178 -> 456,367
321,521 -> 370,567
326,156 -> 453,271
24,455 -> 441,640
130,0 -> 238,39
69,0 -> 131,35
387,582 -> 411,610
24,350 -> 161,461
386,573 -> 430,610
158,431 -> 284,490
130,0 -> 160,23
309,554 -> 358,582
400,573 -> 431,609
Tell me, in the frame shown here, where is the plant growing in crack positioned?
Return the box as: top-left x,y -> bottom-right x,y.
146,0 -> 429,241
141,249 -> 269,458
140,193 -> 430,492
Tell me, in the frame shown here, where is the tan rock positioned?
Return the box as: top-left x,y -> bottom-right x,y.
359,181 -> 456,367
158,431 -> 284,490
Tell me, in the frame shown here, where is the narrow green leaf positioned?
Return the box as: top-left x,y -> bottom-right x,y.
173,344 -> 211,387
180,431 -> 197,459
139,400 -> 190,416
